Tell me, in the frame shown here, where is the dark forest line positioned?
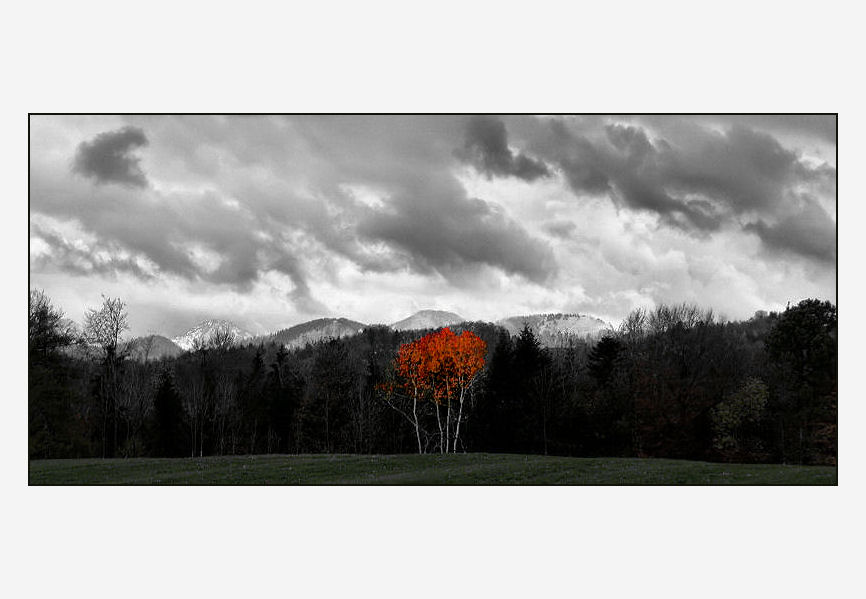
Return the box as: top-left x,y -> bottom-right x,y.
28,291 -> 837,465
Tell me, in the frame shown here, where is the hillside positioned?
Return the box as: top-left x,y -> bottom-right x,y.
124,335 -> 183,361
171,319 -> 255,351
391,310 -> 464,331
497,313 -> 613,347
266,317 -> 367,349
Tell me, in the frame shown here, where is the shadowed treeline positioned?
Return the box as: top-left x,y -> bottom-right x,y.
29,291 -> 836,465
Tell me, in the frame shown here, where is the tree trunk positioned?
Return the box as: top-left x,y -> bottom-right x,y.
250,417 -> 257,455
324,394 -> 330,453
435,402 -> 444,454
542,399 -> 548,456
413,388 -> 422,454
112,359 -> 119,458
101,378 -> 108,459
453,388 -> 466,453
445,399 -> 452,454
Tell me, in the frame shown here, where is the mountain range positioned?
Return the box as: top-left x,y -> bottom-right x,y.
126,310 -> 614,360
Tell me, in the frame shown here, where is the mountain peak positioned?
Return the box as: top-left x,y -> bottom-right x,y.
124,334 -> 183,361
266,317 -> 367,350
171,319 -> 255,351
390,310 -> 464,331
497,313 -> 612,346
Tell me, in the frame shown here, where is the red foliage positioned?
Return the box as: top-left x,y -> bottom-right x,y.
395,328 -> 486,404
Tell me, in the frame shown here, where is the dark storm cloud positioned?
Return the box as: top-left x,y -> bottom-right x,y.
356,178 -> 557,284
533,117 -> 836,259
696,115 -> 836,144
663,125 -> 808,211
73,126 -> 149,187
744,196 -> 836,263
275,115 -> 558,284
457,115 -> 550,181
545,119 -> 613,195
541,121 -> 723,231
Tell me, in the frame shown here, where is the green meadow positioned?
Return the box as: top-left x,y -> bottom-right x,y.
29,453 -> 837,485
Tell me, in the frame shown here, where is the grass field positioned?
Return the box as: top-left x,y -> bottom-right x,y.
28,453 -> 837,485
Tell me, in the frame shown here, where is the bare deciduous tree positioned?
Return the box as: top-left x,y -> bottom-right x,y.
84,296 -> 129,356
83,295 -> 130,458
29,289 -> 77,356
209,325 -> 236,352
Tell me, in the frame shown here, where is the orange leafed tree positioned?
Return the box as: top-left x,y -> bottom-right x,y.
393,333 -> 433,453
390,327 -> 486,453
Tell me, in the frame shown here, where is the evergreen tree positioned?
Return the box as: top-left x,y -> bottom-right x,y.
587,335 -> 623,388
239,346 -> 268,453
265,345 -> 298,453
512,325 -> 550,453
474,330 -> 514,452
150,371 -> 187,457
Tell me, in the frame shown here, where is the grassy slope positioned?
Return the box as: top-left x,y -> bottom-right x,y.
29,453 -> 837,485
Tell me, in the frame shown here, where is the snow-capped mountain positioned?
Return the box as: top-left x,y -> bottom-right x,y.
171,319 -> 255,351
390,310 -> 465,331
497,313 -> 613,347
161,311 -> 612,353
266,317 -> 367,350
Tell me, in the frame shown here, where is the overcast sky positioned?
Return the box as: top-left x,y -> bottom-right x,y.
29,115 -> 836,337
